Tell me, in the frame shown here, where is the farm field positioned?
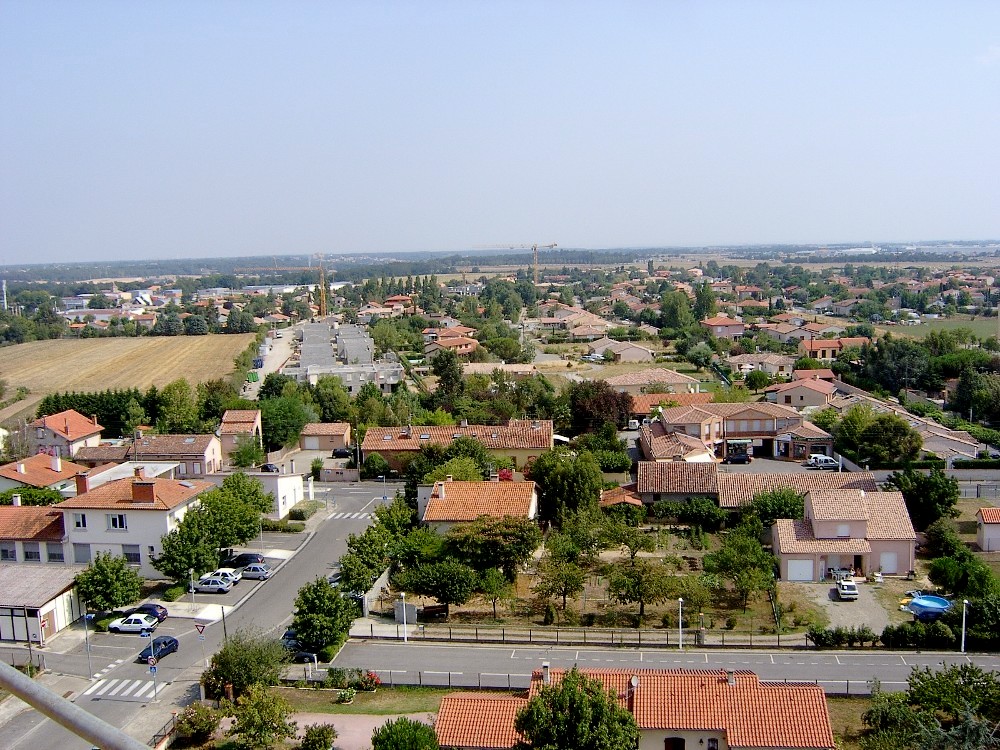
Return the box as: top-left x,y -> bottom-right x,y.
0,335 -> 256,394
885,315 -> 1000,341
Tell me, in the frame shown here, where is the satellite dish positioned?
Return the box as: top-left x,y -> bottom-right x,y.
630,675 -> 639,688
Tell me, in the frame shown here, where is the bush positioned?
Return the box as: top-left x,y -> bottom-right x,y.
543,603 -> 557,626
260,518 -> 306,533
323,668 -> 348,689
162,585 -> 187,602
953,459 -> 1000,469
318,642 -> 342,663
289,500 -> 323,522
351,671 -> 381,691
298,723 -> 338,750
94,617 -> 115,633
174,702 -> 221,747
336,688 -> 356,704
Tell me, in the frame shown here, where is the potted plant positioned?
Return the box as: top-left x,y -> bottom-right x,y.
336,687 -> 356,704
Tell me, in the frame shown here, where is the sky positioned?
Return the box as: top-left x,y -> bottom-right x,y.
1,1 -> 999,265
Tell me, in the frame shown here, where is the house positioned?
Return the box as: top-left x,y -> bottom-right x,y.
0,565 -> 85,644
299,423 -> 352,452
830,298 -> 864,316
630,392 -> 714,419
435,667 -> 835,750
590,340 -> 655,363
773,489 -> 916,580
105,434 -> 223,477
793,369 -> 836,382
600,484 -> 643,509
798,337 -> 871,363
976,507 -> 1000,552
424,337 -> 479,358
764,379 -> 837,410
218,409 -> 262,464
28,409 -> 103,458
636,462 -> 720,503
418,479 -> 538,534
699,315 -> 745,339
726,353 -> 795,377
462,363 -> 538,380
0,503 -> 67,566
638,423 -> 717,463
54,471 -> 215,578
362,420 -> 553,471
809,296 -> 834,312
204,470 -> 299,521
0,454 -> 90,494
603,368 -> 701,395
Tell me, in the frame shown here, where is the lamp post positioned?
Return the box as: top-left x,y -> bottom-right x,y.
400,592 -> 407,643
379,475 -> 387,501
259,516 -> 264,554
189,568 -> 195,607
82,600 -> 94,679
961,599 -> 969,653
678,598 -> 683,651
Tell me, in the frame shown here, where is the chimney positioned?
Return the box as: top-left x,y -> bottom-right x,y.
51,455 -> 62,472
289,460 -> 294,473
542,662 -> 550,685
11,494 -> 21,507
460,419 -> 468,428
92,414 -> 98,425
132,481 -> 156,503
75,473 -> 90,495
446,475 -> 453,482
726,670 -> 736,686
64,417 -> 70,435
133,467 -> 146,479
438,481 -> 445,499
16,462 -> 25,474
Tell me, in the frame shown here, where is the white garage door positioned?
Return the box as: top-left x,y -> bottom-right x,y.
879,552 -> 898,575
787,559 -> 814,581
303,437 -> 320,450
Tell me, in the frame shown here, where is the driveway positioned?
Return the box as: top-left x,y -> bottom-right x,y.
789,580 -> 890,633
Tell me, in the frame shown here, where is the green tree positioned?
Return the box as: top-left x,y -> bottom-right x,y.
395,559 -> 478,617
311,376 -> 352,423
477,568 -> 513,619
371,717 -> 439,750
693,282 -> 717,320
745,369 -> 770,392
183,314 -> 209,335
660,290 -> 695,330
883,467 -> 960,531
749,488 -> 805,527
362,452 -> 391,480
431,348 -> 464,403
292,577 -> 359,652
225,308 -> 258,334
0,487 -> 64,506
202,628 -> 289,699
261,396 -> 316,451
514,667 -> 639,750
528,449 -> 603,525
602,520 -> 655,562
225,682 -> 297,750
564,380 -> 633,432
857,413 -> 922,466
231,435 -> 267,468
298,724 -> 339,750
703,523 -> 776,611
74,552 -> 143,612
153,507 -> 221,582
422,456 -> 482,484
445,515 -> 542,580
685,341 -> 715,369
605,558 -> 673,621
907,663 -> 1000,725
221,471 -> 274,513
535,555 -> 586,611
174,702 -> 222,746
156,378 -> 200,433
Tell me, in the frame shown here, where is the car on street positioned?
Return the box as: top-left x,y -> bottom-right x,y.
190,577 -> 233,594
836,580 -> 859,601
260,463 -> 280,473
722,453 -> 752,465
108,614 -> 160,634
224,552 -> 266,569
136,636 -> 179,662
805,454 -> 840,470
332,447 -> 352,458
205,568 -> 242,585
126,603 -> 168,622
240,563 -> 273,580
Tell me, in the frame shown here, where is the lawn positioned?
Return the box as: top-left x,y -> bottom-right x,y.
827,696 -> 872,750
886,315 -> 1000,341
274,685 -> 454,715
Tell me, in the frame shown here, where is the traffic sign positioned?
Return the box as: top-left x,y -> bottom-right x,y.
147,656 -> 157,666
194,623 -> 206,634
198,635 -> 206,641
149,665 -> 157,674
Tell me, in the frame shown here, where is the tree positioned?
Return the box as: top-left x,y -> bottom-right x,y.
371,717 -> 439,750
749,488 -> 805,527
225,682 -> 297,750
685,341 -> 715,369
298,724 -> 339,750
225,308 -> 258,334
693,282 -> 717,320
261,396 -> 316,451
907,663 -> 1000,725
202,628 -> 289,699
477,568 -> 513,619
446,515 -> 542,580
362,452 -> 390,480
514,667 -> 639,750
231,435 -> 266,468
528,449 -> 603,525
395,559 -> 478,617
183,314 -> 209,335
745,369 -> 770,392
660,291 -> 694,330
292,577 -> 359,652
220,471 -> 274,513
703,523 -> 775,610
153,507 -> 221,582
156,378 -> 199,433
883,467 -> 960,531
75,552 -> 143,612
0,487 -> 64,506
857,413 -> 922,466
602,520 -> 655,562
311,376 -> 352,423
535,555 -> 586,611
564,380 -> 633,433
422,456 -> 482,484
431,348 -> 464,403
605,558 -> 673,621
258,373 -> 296,401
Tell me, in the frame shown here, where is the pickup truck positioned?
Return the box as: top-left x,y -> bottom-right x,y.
836,580 -> 859,601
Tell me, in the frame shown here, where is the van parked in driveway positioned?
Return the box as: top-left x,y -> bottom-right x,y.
805,454 -> 840,470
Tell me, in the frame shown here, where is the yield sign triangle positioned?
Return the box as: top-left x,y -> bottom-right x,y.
194,623 -> 206,634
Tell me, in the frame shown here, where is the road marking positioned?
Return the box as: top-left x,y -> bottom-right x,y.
900,656 -> 908,665
835,655 -> 841,665
106,680 -> 132,697
329,512 -> 373,520
82,678 -> 163,701
770,654 -> 775,664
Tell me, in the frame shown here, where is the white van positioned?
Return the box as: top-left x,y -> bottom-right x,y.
805,454 -> 840,470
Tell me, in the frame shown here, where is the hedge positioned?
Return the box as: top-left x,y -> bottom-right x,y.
260,518 -> 305,533
289,500 -> 323,521
953,459 -> 1000,469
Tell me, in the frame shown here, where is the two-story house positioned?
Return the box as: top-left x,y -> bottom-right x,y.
218,409 -> 263,465
54,471 -> 214,578
726,353 -> 796,378
773,489 -> 916,581
82,434 -> 224,477
28,409 -> 103,458
0,501 -> 68,566
764,378 -> 837,410
699,315 -> 745,339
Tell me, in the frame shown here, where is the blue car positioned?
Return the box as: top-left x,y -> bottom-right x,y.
136,636 -> 179,662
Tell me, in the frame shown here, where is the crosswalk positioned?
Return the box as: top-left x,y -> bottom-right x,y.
329,511 -> 373,520
81,677 -> 164,702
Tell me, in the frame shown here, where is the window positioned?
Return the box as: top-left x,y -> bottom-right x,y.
707,740 -> 719,750
23,542 -> 41,562
193,462 -> 202,474
107,513 -> 128,531
836,523 -> 851,538
122,545 -> 141,565
784,395 -> 792,404
73,543 -> 91,564
73,513 -> 87,530
178,462 -> 188,475
0,542 -> 16,562
46,543 -> 64,563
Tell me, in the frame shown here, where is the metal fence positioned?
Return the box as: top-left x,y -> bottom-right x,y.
148,715 -> 176,749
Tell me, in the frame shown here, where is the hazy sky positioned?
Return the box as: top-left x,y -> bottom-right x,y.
2,1 -> 998,265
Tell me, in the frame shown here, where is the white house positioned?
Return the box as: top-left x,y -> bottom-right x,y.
0,565 -> 85,645
204,470 -> 303,520
977,507 -> 1000,552
28,409 -> 104,458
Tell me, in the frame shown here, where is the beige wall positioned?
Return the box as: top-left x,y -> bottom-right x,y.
810,518 -> 868,539
869,539 -> 915,575
639,729 -> 728,750
773,387 -> 832,410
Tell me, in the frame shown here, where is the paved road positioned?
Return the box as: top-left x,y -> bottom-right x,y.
330,641 -> 1000,695
0,482 -> 395,749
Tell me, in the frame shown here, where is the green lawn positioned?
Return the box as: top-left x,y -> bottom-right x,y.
827,696 -> 871,750
887,315 -> 1000,341
273,685 -> 455,715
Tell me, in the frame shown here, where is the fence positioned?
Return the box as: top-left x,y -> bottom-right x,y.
148,714 -> 176,749
4,647 -> 46,673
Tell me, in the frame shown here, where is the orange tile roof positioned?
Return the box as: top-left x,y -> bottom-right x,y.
301,422 -> 350,436
131,434 -> 217,456
30,409 -> 103,441
55,477 -> 213,512
774,519 -> 872,555
860,491 -> 915,540
0,507 -> 65,541
631,392 -> 714,415
636,462 -> 719,495
765,379 -> 836,395
221,410 -> 260,423
639,423 -> 713,461
978,507 -> 1000,524
74,445 -> 131,463
435,693 -> 527,749
793,369 -> 836,380
600,484 -> 643,507
604,368 -> 700,387
362,420 -> 553,453
0,454 -> 90,488
717,471 -> 879,509
422,480 -> 536,523
807,489 -> 868,521
701,316 -> 744,327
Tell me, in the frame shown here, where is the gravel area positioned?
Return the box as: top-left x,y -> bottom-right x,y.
794,580 -> 891,633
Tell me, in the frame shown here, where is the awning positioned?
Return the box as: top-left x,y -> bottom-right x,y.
726,439 -> 752,445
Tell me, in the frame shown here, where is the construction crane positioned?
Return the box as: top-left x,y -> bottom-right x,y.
477,243 -> 557,285
234,255 -> 330,316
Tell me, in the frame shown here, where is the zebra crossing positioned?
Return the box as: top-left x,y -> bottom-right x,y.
329,511 -> 373,520
80,677 -> 164,702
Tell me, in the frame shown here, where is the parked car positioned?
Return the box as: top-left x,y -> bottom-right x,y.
190,577 -> 233,594
136,636 -> 179,662
805,454 -> 840,470
224,552 -> 266,569
332,447 -> 352,458
205,568 -> 242,585
836,580 -> 859,601
280,628 -> 317,663
260,463 -> 280,473
723,452 -> 752,465
108,614 -> 159,634
126,603 -> 168,622
327,569 -> 342,586
240,563 -> 273,580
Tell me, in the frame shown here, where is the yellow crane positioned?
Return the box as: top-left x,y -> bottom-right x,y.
234,256 -> 330,316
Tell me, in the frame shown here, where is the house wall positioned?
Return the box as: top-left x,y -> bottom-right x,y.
809,518 -> 868,539
614,347 -> 654,363
0,539 -> 70,565
639,729 -> 728,750
38,588 -> 81,643
978,522 -> 1000,553
869,539 -> 915,575
771,387 -> 832,410
299,432 -> 350,451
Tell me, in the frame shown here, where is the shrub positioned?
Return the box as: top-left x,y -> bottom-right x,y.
336,688 -> 356,704
260,518 -> 306,533
725,616 -> 737,630
162,585 -> 187,602
94,617 -> 114,633
298,723 -> 338,750
352,671 -> 381,691
289,500 -> 323,522
323,669 -> 348,689
543,603 -> 557,626
318,643 -> 342,663
174,702 -> 221,746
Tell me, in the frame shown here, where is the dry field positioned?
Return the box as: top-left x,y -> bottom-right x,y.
0,335 -> 256,394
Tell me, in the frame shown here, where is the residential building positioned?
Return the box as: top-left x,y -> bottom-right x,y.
283,323 -> 403,393
630,392 -> 714,419
299,423 -> 352,451
699,315 -> 745,339
726,353 -> 795,377
773,489 -> 916,580
0,454 -> 89,494
218,409 -> 262,464
603,368 -> 701,395
798,337 -> 871,363
424,336 -> 479,358
462,363 -> 538,379
362,419 -> 553,471
793,369 -> 836,382
27,409 -> 103,458
54,471 -> 214,578
636,462 -> 720,503
203,470 -> 300,520
638,423 -> 717,463
764,379 -> 837,410
89,434 -> 224,477
976,507 -> 1000,552
0,565 -> 85,644
418,479 -> 537,534
600,484 -> 643,509
0,504 -> 67,566
435,667 -> 835,750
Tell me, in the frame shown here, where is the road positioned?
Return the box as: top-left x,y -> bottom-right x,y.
330,641 -> 1000,695
0,481 -> 396,749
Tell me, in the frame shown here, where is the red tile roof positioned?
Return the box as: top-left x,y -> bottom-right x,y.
774,519 -> 872,555
978,507 -> 1000,524
600,484 -> 643,507
701,316 -> 744,327
631,392 -> 714,415
717,471 -> 879,509
793,369 -> 836,380
435,693 -> 527,749
637,462 -> 719,495
131,434 -> 217,456
30,409 -> 103,441
0,507 -> 65,541
55,477 -> 213,512
765,379 -> 836,395
422,480 -> 536,523
362,420 -> 553,453
603,368 -> 700,387
301,422 -> 350,436
639,423 -> 713,462
0,454 -> 89,488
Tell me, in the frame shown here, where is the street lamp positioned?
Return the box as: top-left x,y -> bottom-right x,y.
961,599 -> 969,653
678,598 -> 684,651
259,516 -> 264,554
400,592 -> 407,644
189,568 -> 195,607
82,600 -> 94,679
379,475 -> 387,501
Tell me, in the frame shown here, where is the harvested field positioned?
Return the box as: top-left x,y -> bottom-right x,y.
0,335 -> 256,394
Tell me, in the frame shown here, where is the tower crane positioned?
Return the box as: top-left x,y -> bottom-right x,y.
477,243 -> 558,285
234,255 -> 330,316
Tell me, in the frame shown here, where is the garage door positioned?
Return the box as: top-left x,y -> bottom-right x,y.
303,437 -> 320,450
879,552 -> 898,575
787,559 -> 814,581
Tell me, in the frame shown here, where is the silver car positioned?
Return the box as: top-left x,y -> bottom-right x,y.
241,563 -> 272,580
190,577 -> 232,594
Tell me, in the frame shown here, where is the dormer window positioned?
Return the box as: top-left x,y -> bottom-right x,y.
836,523 -> 850,538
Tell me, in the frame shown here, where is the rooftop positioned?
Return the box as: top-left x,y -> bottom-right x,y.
636,462 -> 719,496
300,422 -> 350,436
717,471 -> 879,509
0,454 -> 89,488
422,480 -> 536,523
0,506 -> 65,541
30,409 -> 103,441
56,477 -> 213,512
362,419 -> 553,452
774,519 -> 873,555
0,564 -> 88,608
603,368 -> 700,387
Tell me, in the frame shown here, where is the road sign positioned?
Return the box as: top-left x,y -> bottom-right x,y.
194,623 -> 206,634
149,665 -> 157,675
147,656 -> 157,666
198,634 -> 206,641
